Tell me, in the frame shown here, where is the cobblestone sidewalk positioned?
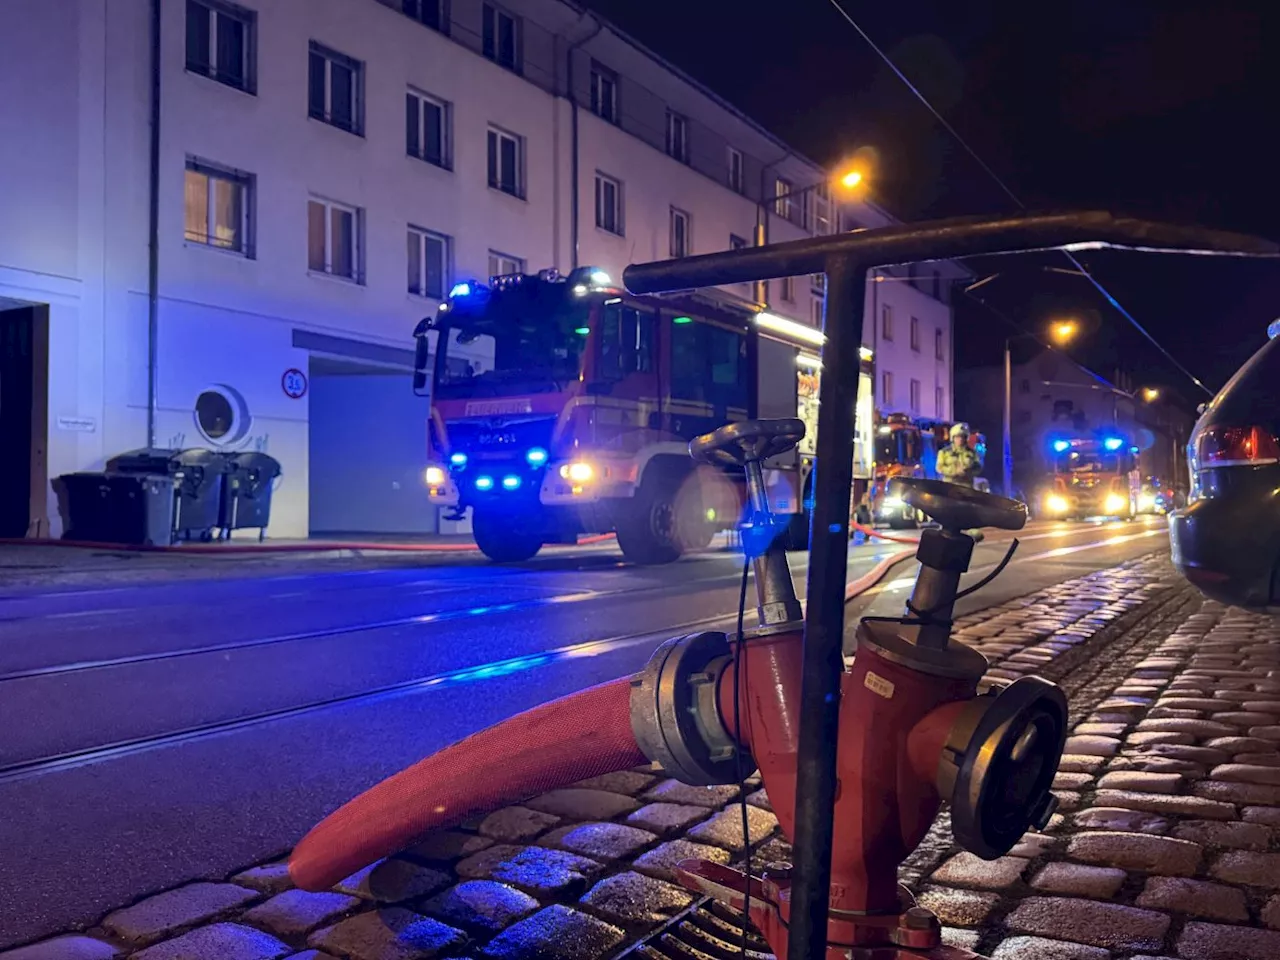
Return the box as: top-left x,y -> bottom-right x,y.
10,556 -> 1279,960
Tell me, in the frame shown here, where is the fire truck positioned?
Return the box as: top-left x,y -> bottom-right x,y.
1037,432 -> 1141,520
869,414 -> 988,528
413,266 -> 864,563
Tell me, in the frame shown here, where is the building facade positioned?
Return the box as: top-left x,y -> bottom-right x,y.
0,0 -> 959,539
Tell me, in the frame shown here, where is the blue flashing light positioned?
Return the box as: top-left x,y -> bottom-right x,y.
526,447 -> 549,466
449,452 -> 468,468
1104,437 -> 1124,451
589,269 -> 612,286
449,282 -> 472,298
475,475 -> 494,491
1052,440 -> 1071,453
502,475 -> 522,491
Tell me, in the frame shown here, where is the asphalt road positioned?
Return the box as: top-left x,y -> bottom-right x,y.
0,517 -> 1170,948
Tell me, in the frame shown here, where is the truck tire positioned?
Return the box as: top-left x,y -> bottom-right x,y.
616,467 -> 685,565
473,509 -> 543,563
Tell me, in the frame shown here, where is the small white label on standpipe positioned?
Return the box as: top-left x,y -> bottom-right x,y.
864,671 -> 895,699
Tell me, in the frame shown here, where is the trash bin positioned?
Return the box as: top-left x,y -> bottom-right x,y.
107,448 -> 230,542
56,472 -> 176,546
220,452 -> 282,540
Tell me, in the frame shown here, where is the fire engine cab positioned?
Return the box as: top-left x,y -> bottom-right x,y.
412,266 -> 825,564
1039,432 -> 1141,520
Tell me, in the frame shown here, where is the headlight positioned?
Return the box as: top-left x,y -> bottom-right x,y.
561,462 -> 594,483
1138,493 -> 1156,511
425,466 -> 447,486
881,496 -> 904,509
1105,493 -> 1128,514
1046,495 -> 1068,514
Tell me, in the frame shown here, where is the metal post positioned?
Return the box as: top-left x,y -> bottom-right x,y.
787,254 -> 865,960
1002,339 -> 1013,498
753,213 -> 767,308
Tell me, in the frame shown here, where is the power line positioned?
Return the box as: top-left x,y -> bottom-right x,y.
824,0 -> 1217,397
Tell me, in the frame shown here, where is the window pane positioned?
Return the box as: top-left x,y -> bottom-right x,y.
184,169 -> 209,242
308,52 -> 325,116
186,1 -> 210,70
425,235 -> 444,298
331,63 -> 353,128
500,136 -> 517,192
331,207 -> 354,277
211,175 -> 242,250
215,13 -> 245,84
423,101 -> 443,163
407,231 -> 421,294
482,6 -> 495,59
308,201 -> 327,271
487,132 -> 498,187
498,15 -> 516,67
406,93 -> 419,154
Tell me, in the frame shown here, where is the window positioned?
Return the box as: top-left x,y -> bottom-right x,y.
936,386 -> 945,417
186,0 -> 255,93
600,302 -> 656,380
308,196 -> 361,282
780,276 -> 794,302
812,274 -> 825,294
1053,399 -> 1074,420
727,147 -> 744,194
666,111 -> 689,163
487,127 -> 524,197
184,159 -> 253,256
482,4 -> 522,72
909,378 -> 921,413
1020,378 -> 1031,394
811,296 -> 823,326
595,173 -> 623,235
671,319 -> 748,411
730,234 -> 749,251
670,207 -> 690,258
401,0 -> 446,33
881,371 -> 894,407
488,251 -> 524,278
408,226 -> 449,299
910,316 -> 920,352
308,42 -> 362,134
931,269 -> 942,300
406,88 -> 449,168
935,328 -> 944,361
881,304 -> 894,340
590,63 -> 618,124
814,183 -> 833,235
774,178 -> 793,220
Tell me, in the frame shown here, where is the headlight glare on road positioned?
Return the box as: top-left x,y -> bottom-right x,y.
1138,493 -> 1155,511
1105,493 -> 1128,514
1046,495 -> 1069,514
425,466 -> 447,486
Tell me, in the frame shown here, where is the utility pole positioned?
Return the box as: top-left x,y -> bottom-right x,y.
1002,339 -> 1013,498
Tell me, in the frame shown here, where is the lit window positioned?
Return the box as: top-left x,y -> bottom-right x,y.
595,173 -> 623,236
184,159 -> 253,256
406,88 -> 449,168
590,63 -> 619,123
308,196 -> 362,282
670,208 -> 690,258
308,42 -> 363,135
727,147 -> 744,193
774,178 -> 794,220
408,226 -> 449,299
487,127 -> 524,197
185,0 -> 255,93
482,4 -> 522,73
666,111 -> 689,163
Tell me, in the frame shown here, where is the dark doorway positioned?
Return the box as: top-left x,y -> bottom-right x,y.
0,305 -> 40,538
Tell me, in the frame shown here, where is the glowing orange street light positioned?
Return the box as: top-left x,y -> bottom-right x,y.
839,169 -> 864,190
1050,319 -> 1079,343
1142,387 -> 1160,402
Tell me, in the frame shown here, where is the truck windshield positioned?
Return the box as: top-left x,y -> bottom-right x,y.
435,291 -> 591,399
1058,450 -> 1122,475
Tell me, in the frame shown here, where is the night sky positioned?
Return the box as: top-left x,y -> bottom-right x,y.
583,0 -> 1280,410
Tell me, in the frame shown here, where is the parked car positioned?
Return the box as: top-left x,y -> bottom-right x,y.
1169,330 -> 1280,609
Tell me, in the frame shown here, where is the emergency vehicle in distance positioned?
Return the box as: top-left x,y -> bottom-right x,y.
868,414 -> 988,528
1038,432 -> 1141,520
412,266 -> 870,563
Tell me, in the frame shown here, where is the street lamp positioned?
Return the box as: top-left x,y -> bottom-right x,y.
1142,386 -> 1160,403
1003,320 -> 1079,499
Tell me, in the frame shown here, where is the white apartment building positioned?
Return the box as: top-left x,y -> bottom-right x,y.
0,0 -> 961,540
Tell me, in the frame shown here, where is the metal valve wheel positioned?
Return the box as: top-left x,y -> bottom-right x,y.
689,418 -> 806,468
893,478 -> 1028,532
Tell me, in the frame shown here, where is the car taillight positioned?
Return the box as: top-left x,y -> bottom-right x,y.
1195,425 -> 1280,467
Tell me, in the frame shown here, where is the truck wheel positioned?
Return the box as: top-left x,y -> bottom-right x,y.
616,473 -> 684,565
473,509 -> 543,563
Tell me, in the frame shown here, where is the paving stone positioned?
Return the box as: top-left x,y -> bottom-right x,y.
1126,731 -> 1196,747
133,923 -> 291,960
309,909 -> 467,960
1063,735 -> 1121,757
913,886 -> 1000,926
1176,921 -> 1280,960
456,846 -> 603,896
571,770 -> 658,795
1173,819 -> 1272,851
538,822 -> 656,861
1243,805 -> 1280,825
1067,831 -> 1203,876
1052,772 -> 1095,791
1109,755 -> 1206,776
1209,850 -> 1280,889
103,883 -> 261,946
242,890 -> 362,940
633,839 -> 731,882
401,832 -> 495,865
942,928 -> 981,951
640,781 -> 739,808
1236,752 -> 1280,767
1154,697 -> 1223,712
418,881 -> 539,935
579,871 -> 694,927
1250,724 -> 1280,741
0,936 -> 121,960
1101,697 -> 1156,714
1004,897 -> 1170,951
1072,807 -> 1170,834
336,860 -> 451,903
989,936 -> 1109,960
1029,862 -> 1126,898
1009,832 -> 1058,859
1125,743 -> 1231,765
524,789 -> 640,820
1093,788 -> 1236,820
479,905 -> 624,960
745,789 -> 771,811
283,952 -> 334,960
1215,711 -> 1280,727
930,853 -> 1029,891
686,805 -> 778,852
232,863 -> 295,896
1135,718 -> 1237,737
625,803 -> 711,836
1052,791 -> 1083,813
1096,770 -> 1183,794
1193,779 -> 1280,805
1205,736 -> 1279,754
1057,754 -> 1107,773
1135,876 -> 1248,921
1262,894 -> 1280,929
1210,762 -> 1280,786
477,807 -> 561,843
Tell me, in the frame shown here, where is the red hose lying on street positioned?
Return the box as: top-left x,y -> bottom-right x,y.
289,675 -> 646,891
850,522 -> 921,545
0,533 -> 617,554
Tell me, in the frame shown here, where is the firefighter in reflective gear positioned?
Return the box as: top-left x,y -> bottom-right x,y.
936,423 -> 982,487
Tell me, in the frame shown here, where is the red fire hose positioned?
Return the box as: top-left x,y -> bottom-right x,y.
0,533 -> 617,554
